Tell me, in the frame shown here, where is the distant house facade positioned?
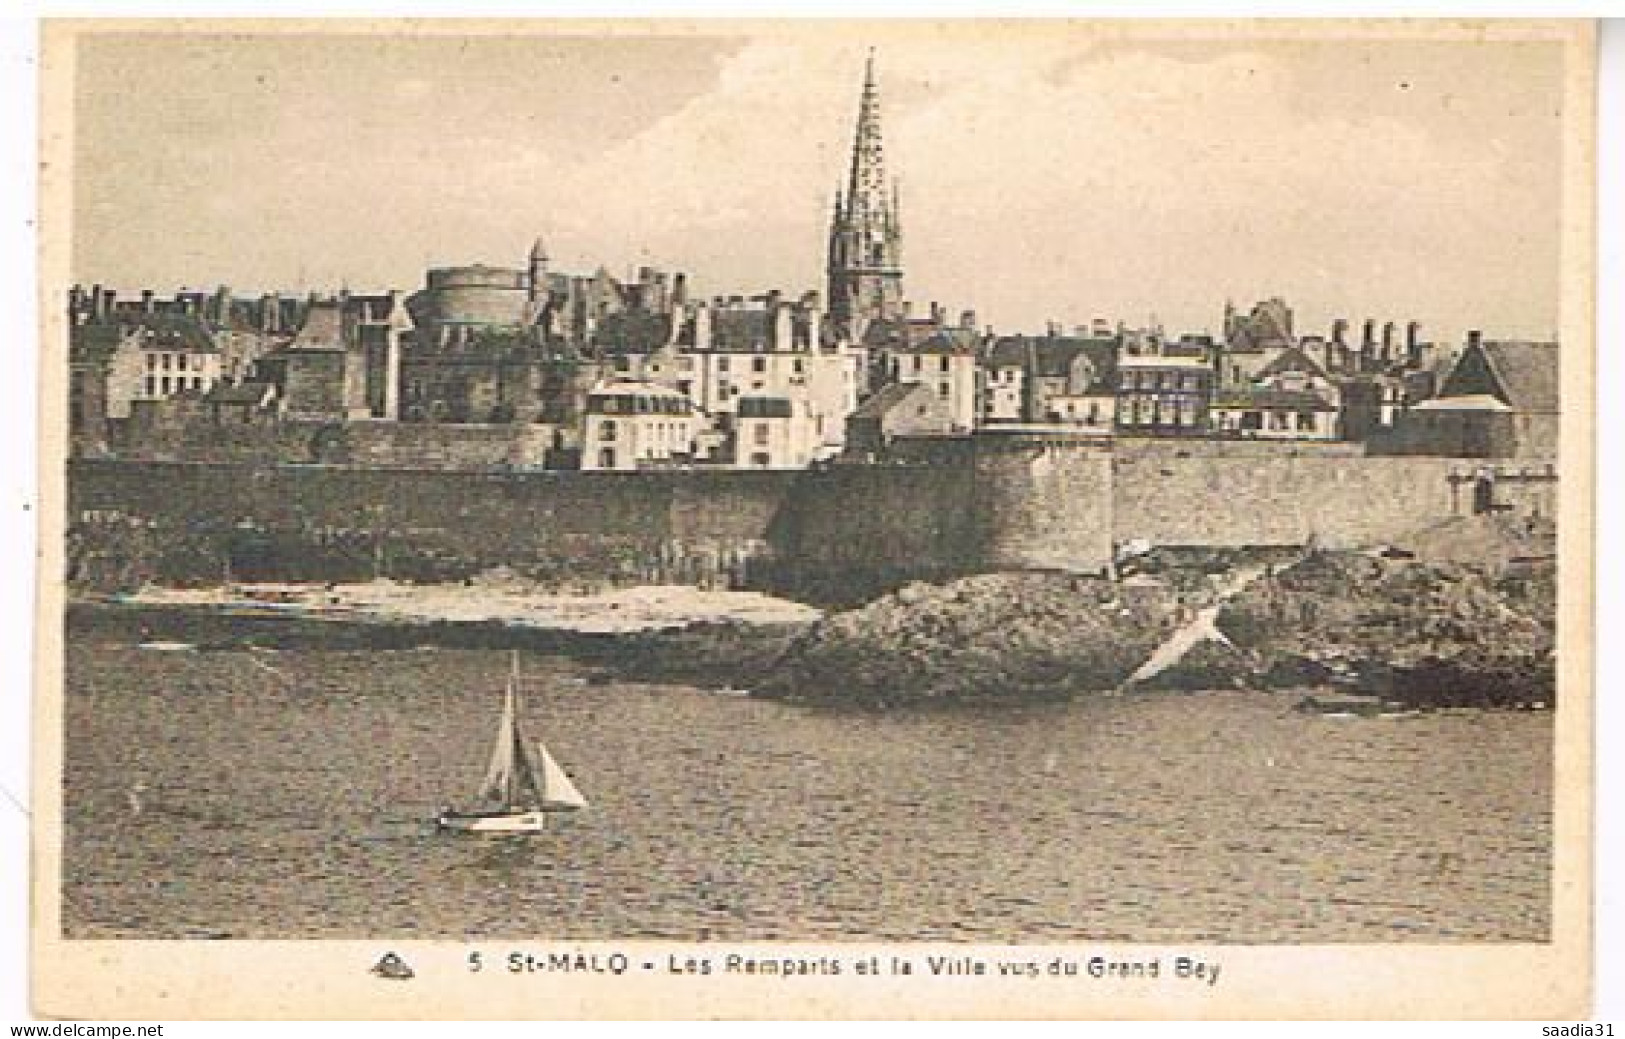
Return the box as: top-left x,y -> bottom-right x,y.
982,333 -> 1117,432
1210,345 -> 1341,440
1115,355 -> 1213,435
881,326 -> 981,433
734,395 -> 820,469
580,379 -> 699,471
844,381 -> 961,458
1382,335 -> 1558,458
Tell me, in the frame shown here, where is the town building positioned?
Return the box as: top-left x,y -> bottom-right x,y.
880,324 -> 981,434
982,332 -> 1117,431
69,312 -> 223,424
735,395 -> 820,469
580,379 -> 699,471
1381,334 -> 1558,458
1115,354 -> 1214,435
843,380 -> 961,458
1209,344 -> 1342,440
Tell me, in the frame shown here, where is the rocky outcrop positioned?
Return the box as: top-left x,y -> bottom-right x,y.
1217,551 -> 1556,709
756,547 -> 1557,710
754,572 -> 1182,707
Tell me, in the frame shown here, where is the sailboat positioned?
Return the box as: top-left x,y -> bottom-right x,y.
436,653 -> 588,834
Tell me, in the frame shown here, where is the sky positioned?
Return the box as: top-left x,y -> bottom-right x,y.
67,25 -> 1570,343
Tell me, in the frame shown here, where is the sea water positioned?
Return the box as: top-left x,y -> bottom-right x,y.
61,642 -> 1551,942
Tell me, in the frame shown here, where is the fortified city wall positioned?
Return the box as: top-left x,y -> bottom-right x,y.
65,438 -> 1558,600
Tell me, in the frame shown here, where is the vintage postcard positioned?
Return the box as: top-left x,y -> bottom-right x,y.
32,18 -> 1595,1019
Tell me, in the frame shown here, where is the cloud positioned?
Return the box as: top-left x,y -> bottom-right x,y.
74,32 -> 1562,342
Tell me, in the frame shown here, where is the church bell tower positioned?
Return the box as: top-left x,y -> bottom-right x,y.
827,51 -> 904,335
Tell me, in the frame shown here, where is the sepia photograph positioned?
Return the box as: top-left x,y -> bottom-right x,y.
31,17 -> 1596,1019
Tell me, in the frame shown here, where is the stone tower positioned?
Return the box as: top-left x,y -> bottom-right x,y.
827,51 -> 903,334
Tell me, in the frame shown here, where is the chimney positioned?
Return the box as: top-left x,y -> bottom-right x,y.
1331,318 -> 1349,347
960,309 -> 977,331
694,300 -> 712,351
930,301 -> 944,325
902,300 -> 913,318
1406,320 -> 1422,363
671,273 -> 688,306
1467,329 -> 1482,351
1381,321 -> 1396,359
142,289 -> 156,315
1361,318 -> 1376,350
773,297 -> 793,352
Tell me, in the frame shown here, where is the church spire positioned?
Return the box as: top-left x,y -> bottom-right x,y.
845,48 -> 888,232
827,49 -> 904,333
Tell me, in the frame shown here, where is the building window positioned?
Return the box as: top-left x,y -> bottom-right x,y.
751,452 -> 771,467
939,383 -> 950,398
599,420 -> 617,441
161,353 -> 172,370
146,354 -> 157,371
144,376 -> 156,396
754,423 -> 770,446
718,357 -> 730,373
939,356 -> 951,373
598,448 -> 616,469
178,354 -> 188,372
751,357 -> 767,374
793,358 -> 805,374
160,376 -> 172,394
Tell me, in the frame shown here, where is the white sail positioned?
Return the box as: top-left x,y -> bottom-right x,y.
537,744 -> 588,811
477,681 -> 520,804
477,674 -> 545,808
474,655 -> 585,813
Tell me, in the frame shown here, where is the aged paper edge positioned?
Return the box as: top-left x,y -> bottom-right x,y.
29,16 -> 1598,1020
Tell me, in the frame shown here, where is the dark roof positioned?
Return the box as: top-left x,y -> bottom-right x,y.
737,395 -> 794,419
595,310 -> 672,354
69,323 -> 125,363
1480,340 -> 1559,413
205,381 -> 275,405
1212,387 -> 1336,411
290,302 -> 347,351
859,317 -> 947,351
710,309 -> 772,351
850,381 -> 933,420
113,313 -> 220,353
1256,344 -> 1330,382
893,327 -> 980,356
1161,336 -> 1212,358
986,335 -> 1118,379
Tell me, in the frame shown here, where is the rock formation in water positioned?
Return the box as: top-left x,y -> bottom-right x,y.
756,531 -> 1556,709
754,572 -> 1183,707
1216,550 -> 1555,709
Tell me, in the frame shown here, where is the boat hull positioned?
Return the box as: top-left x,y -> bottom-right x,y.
437,810 -> 549,834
